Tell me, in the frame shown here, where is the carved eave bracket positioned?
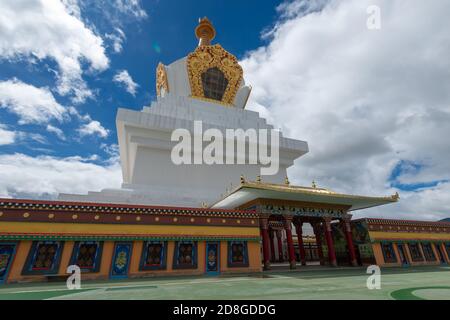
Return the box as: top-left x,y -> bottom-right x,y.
156,62 -> 169,97
186,44 -> 243,106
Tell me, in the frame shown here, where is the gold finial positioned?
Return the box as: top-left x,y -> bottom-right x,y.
285,176 -> 290,185
312,180 -> 317,188
195,17 -> 216,46
201,201 -> 209,208
240,175 -> 246,184
256,175 -> 262,183
392,192 -> 400,200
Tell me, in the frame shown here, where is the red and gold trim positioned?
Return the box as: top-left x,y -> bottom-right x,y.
0,199 -> 259,228
0,209 -> 258,227
0,232 -> 260,242
0,198 -> 258,218
354,218 -> 450,234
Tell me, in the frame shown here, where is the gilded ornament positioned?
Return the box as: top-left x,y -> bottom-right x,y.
195,17 -> 216,46
187,44 -> 243,105
156,62 -> 169,97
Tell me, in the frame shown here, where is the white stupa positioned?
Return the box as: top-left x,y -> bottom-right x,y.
59,18 -> 309,207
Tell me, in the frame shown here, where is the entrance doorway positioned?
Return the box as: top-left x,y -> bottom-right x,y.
205,242 -> 220,275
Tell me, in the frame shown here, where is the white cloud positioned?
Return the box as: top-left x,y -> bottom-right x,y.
26,133 -> 48,145
106,28 -> 126,53
46,125 -> 66,141
0,153 -> 121,199
67,106 -> 92,122
100,143 -> 119,157
61,0 -> 81,18
241,0 -> 450,220
115,0 -> 148,19
78,120 -> 109,138
113,70 -> 139,95
0,78 -> 109,142
0,0 -> 109,103
0,124 -> 50,146
0,125 -> 16,145
0,79 -> 67,124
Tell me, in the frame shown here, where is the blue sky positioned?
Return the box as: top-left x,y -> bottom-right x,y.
1,0 -> 450,220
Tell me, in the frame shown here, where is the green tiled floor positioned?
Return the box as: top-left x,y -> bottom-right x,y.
1,265 -> 449,300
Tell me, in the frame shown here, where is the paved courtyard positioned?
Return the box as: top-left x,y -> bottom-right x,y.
0,265 -> 449,300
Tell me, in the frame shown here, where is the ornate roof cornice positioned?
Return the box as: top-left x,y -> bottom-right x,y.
0,198 -> 258,218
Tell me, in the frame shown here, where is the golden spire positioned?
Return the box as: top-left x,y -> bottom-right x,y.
195,17 -> 216,46
285,176 -> 290,185
312,180 -> 317,188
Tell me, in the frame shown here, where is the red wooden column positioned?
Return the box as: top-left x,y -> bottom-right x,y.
276,230 -> 284,262
323,217 -> 337,267
312,223 -> 325,265
342,217 -> 358,266
269,229 -> 276,262
260,217 -> 271,270
284,216 -> 297,269
295,221 -> 307,266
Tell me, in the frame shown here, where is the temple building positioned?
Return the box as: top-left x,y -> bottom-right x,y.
0,18 -> 449,284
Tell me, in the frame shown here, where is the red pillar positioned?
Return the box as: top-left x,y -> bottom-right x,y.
284,217 -> 297,269
295,222 -> 307,266
312,223 -> 325,265
324,218 -> 337,267
342,217 -> 358,266
276,230 -> 284,262
260,217 -> 271,270
269,230 -> 276,262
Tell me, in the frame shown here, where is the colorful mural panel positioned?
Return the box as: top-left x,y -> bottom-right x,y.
331,223 -> 348,264
0,243 -> 16,283
352,220 -> 375,264
205,242 -> 219,274
352,220 -> 371,244
111,242 -> 132,278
